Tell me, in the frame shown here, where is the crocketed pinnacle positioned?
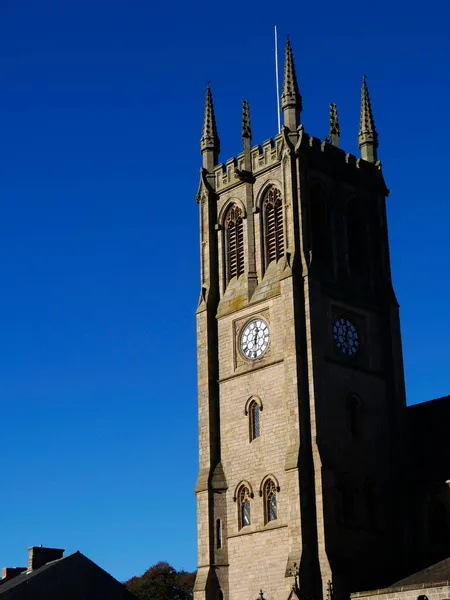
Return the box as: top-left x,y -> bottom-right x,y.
358,75 -> 378,146
200,83 -> 220,155
281,39 -> 302,112
242,100 -> 252,140
330,102 -> 340,141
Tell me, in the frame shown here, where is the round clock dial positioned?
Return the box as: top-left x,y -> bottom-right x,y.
240,318 -> 270,360
333,317 -> 360,356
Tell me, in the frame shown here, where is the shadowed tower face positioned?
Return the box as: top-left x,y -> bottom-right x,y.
194,46 -> 407,600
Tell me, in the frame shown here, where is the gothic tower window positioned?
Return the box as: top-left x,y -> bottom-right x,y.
263,187 -> 284,267
339,475 -> 356,527
347,394 -> 361,439
225,204 -> 244,283
310,185 -> 332,267
346,198 -> 368,274
249,400 -> 261,442
263,478 -> 278,523
238,485 -> 251,529
364,479 -> 378,530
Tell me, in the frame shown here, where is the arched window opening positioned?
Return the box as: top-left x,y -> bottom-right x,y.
365,481 -> 379,531
346,198 -> 367,274
340,479 -> 356,526
238,486 -> 251,529
263,188 -> 284,267
216,519 -> 222,549
249,401 -> 261,442
263,479 -> 278,523
310,186 -> 330,264
347,395 -> 361,439
225,205 -> 244,283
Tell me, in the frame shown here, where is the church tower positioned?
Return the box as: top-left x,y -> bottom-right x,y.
194,43 -> 408,600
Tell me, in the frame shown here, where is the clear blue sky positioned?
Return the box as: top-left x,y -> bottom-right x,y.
0,0 -> 449,584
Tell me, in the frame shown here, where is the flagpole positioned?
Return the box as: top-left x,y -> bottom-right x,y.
274,26 -> 281,134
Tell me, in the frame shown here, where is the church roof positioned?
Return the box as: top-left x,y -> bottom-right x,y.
408,395 -> 450,484
392,556 -> 450,587
352,557 -> 450,597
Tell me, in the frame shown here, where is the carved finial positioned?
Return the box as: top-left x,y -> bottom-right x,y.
289,562 -> 300,591
242,100 -> 252,140
281,39 -> 302,130
330,102 -> 340,147
200,82 -> 220,170
256,590 -> 265,600
358,75 -> 378,163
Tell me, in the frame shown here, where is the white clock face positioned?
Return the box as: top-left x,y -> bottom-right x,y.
333,317 -> 360,356
240,318 -> 270,360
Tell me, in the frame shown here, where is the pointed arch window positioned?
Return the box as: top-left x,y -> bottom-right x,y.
225,205 -> 244,283
346,198 -> 368,274
341,479 -> 356,526
249,400 -> 261,442
347,394 -> 361,439
364,479 -> 378,530
263,187 -> 284,267
310,185 -> 331,265
238,485 -> 251,529
263,478 -> 278,524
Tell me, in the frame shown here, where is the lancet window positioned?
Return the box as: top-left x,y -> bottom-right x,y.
225,205 -> 244,283
263,478 -> 278,524
346,198 -> 368,274
249,400 -> 261,442
263,187 -> 284,267
238,485 -> 251,529
310,185 -> 331,265
347,394 -> 361,439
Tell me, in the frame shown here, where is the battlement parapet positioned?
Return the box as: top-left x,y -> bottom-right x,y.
211,128 -> 385,194
213,133 -> 283,193
298,130 -> 386,191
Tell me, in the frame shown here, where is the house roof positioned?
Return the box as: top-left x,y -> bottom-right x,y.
0,551 -> 77,594
0,551 -> 135,598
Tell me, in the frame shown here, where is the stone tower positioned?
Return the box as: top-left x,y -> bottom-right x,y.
194,43 -> 408,600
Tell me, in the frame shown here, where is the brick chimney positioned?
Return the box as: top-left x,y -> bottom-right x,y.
27,547 -> 64,572
1,567 -> 26,581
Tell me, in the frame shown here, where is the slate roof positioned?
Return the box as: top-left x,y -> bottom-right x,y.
408,395 -> 450,484
0,552 -> 74,594
392,556 -> 450,587
351,557 -> 450,597
0,551 -> 135,598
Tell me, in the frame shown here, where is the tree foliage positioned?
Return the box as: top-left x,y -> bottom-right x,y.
125,561 -> 196,600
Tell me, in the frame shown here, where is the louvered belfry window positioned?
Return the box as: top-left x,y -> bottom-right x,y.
264,188 -> 284,267
225,205 -> 244,282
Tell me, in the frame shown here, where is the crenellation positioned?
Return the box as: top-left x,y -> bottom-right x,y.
309,135 -> 322,150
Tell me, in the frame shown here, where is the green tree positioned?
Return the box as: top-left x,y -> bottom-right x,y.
125,561 -> 195,600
